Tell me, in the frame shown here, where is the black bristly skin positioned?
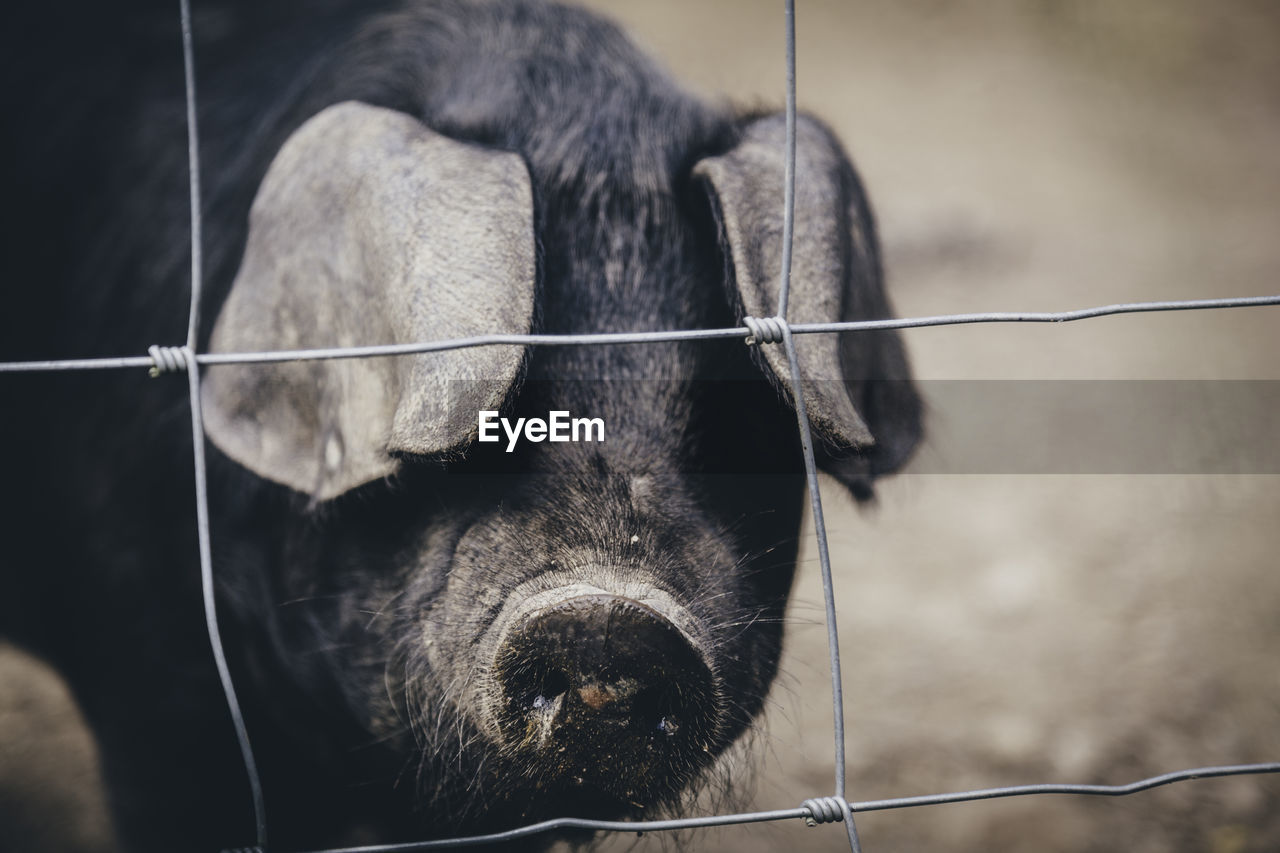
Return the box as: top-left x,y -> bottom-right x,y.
0,1 -> 915,850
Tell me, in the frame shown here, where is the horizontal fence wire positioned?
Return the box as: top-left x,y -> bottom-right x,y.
278,762 -> 1280,853
2,293 -> 1279,374
1,1 -> 1278,852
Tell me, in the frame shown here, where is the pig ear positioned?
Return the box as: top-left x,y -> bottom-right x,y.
202,101 -> 536,501
694,114 -> 922,497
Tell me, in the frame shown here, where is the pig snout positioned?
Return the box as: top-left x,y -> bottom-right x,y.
484,582 -> 721,802
495,594 -> 714,742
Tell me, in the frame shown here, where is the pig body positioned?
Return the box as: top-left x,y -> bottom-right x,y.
1,1 -> 920,850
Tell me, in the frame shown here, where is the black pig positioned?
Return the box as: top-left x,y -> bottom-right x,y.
0,0 -> 920,850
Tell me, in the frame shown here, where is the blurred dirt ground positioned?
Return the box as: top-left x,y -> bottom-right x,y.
3,1 -> 1278,851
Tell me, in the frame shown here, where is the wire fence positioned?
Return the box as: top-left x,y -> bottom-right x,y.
2,1 -> 1279,851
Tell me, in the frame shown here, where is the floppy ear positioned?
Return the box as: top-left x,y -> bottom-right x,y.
202,101 -> 536,500
694,114 -> 922,498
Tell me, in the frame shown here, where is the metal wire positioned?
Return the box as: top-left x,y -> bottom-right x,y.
778,323 -> 862,852
846,762 -> 1280,812
275,762 -> 1280,852
777,0 -> 798,322
179,0 -> 267,847
2,293 -> 1277,374
180,0 -> 203,353
772,1 -> 860,849
2,2 -> 1278,852
189,353 -> 266,851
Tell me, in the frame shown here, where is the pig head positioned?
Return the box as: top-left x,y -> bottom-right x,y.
187,4 -> 920,844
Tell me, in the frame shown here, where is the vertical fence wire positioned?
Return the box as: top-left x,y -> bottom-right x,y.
179,0 -> 268,848
180,0 -> 203,351
772,0 -> 862,849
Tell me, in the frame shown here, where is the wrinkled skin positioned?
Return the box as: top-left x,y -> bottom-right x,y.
0,1 -> 918,850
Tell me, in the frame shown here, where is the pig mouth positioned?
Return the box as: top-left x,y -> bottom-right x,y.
475,573 -> 726,808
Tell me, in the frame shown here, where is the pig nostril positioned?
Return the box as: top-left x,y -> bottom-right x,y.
499,656 -> 571,719
522,668 -> 569,712
630,686 -> 684,739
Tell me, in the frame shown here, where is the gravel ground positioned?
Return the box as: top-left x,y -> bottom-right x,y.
4,2 -> 1278,851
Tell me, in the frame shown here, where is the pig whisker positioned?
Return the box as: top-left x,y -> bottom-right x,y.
276,593 -> 346,607
360,588 -> 410,631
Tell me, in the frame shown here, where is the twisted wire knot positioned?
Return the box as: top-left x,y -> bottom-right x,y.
743,315 -> 787,346
148,345 -> 193,377
801,795 -> 847,826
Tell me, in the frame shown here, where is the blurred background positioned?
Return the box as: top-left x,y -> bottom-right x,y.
3,1 -> 1278,851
